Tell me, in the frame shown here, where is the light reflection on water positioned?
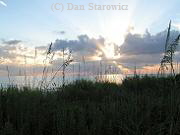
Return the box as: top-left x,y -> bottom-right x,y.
0,74 -> 125,88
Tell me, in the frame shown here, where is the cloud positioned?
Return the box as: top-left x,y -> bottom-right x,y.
118,54 -> 162,65
51,30 -> 180,68
118,30 -> 180,66
0,44 -> 23,61
0,40 -> 41,64
120,30 -> 180,55
52,35 -> 106,59
53,31 -> 66,35
2,39 -> 22,45
0,29 -> 179,75
173,23 -> 180,30
0,0 -> 7,7
0,39 -> 121,76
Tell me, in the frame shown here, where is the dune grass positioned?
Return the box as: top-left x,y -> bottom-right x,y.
0,76 -> 180,135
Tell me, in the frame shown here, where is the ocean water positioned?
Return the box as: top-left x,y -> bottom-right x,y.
0,74 -> 124,88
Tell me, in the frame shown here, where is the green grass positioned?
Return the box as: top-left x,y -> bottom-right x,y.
0,76 -> 180,135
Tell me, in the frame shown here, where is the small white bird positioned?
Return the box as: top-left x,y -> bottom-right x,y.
0,0 -> 7,7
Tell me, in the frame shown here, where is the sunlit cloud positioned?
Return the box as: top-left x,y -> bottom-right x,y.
0,27 -> 179,76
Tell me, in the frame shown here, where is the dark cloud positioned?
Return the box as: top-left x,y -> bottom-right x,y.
51,30 -> 180,67
120,30 -> 180,55
118,30 -> 180,66
0,29 -> 179,74
53,31 -> 66,35
118,54 -> 162,65
2,39 -> 22,45
52,35 -> 105,57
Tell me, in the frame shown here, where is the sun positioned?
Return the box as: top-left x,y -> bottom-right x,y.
98,43 -> 120,59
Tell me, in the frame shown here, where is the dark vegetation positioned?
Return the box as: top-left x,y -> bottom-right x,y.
0,76 -> 180,135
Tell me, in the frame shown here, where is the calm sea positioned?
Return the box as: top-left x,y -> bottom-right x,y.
0,74 -> 124,88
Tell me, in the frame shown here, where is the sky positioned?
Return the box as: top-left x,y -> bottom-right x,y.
0,0 -> 180,76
